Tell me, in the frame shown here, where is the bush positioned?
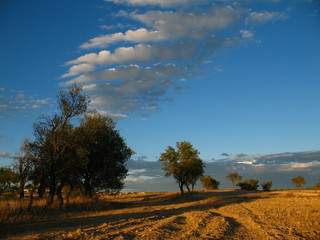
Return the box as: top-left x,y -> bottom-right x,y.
200,175 -> 220,190
237,179 -> 259,191
261,181 -> 273,191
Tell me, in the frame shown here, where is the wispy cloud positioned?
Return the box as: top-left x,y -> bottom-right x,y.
247,11 -> 288,24
0,152 -> 11,159
0,88 -> 51,118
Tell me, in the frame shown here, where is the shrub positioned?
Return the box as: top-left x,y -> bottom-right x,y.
261,181 -> 273,191
200,175 -> 220,190
236,179 -> 259,191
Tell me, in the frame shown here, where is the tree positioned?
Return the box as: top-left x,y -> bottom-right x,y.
200,175 -> 220,190
226,172 -> 242,189
261,181 -> 273,191
237,179 -> 259,191
75,110 -> 133,198
292,175 -> 306,190
0,167 -> 18,194
12,138 -> 35,199
33,84 -> 89,205
158,141 -> 204,194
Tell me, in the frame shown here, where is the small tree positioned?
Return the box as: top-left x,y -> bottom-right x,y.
237,179 -> 259,191
158,141 -> 204,194
12,138 -> 35,199
200,175 -> 220,190
292,176 -> 306,190
0,167 -> 18,194
226,172 -> 242,189
261,181 -> 273,191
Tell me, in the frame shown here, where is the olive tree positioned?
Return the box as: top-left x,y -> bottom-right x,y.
226,172 -> 242,189
33,84 -> 89,205
292,176 -> 306,190
158,141 -> 204,194
75,111 -> 133,198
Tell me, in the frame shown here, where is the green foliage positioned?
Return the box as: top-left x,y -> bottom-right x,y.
22,85 -> 132,207
237,179 -> 259,191
158,141 -> 204,194
226,172 -> 242,189
75,110 -> 133,197
292,176 -> 306,190
0,167 -> 18,194
261,181 -> 273,191
200,175 -> 220,190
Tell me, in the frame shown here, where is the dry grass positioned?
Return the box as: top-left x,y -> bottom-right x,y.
0,196 -> 116,224
1,190 -> 320,240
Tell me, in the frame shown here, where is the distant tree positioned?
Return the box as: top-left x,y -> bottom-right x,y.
0,167 -> 18,194
261,181 -> 273,191
310,178 -> 320,190
75,111 -> 133,198
33,84 -> 89,205
226,172 -> 242,189
12,138 -> 35,199
292,176 -> 306,190
159,141 -> 204,194
237,179 -> 259,191
200,175 -> 220,190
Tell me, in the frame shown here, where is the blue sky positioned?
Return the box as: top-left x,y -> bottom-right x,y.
1,0 -> 320,190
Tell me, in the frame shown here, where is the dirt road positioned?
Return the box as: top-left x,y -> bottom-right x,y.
1,190 -> 320,239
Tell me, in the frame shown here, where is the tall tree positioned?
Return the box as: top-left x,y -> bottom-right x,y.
292,175 -> 306,190
158,141 -> 204,194
33,84 -> 89,205
12,138 -> 35,199
75,110 -> 132,198
226,172 -> 242,189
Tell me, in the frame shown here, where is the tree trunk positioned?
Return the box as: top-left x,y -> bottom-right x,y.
19,180 -> 25,199
178,182 -> 184,195
186,184 -> 190,192
66,179 -> 73,207
47,165 -> 56,206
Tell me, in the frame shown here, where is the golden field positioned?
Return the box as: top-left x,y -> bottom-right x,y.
1,190 -> 319,240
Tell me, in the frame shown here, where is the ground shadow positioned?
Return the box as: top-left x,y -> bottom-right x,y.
0,190 -> 273,239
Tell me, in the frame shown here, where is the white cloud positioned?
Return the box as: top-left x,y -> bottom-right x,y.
80,28 -> 167,49
63,64 -> 194,116
248,11 -> 288,24
61,1 -> 289,119
62,63 -> 96,78
105,0 -> 210,7
67,37 -> 239,68
240,30 -> 254,38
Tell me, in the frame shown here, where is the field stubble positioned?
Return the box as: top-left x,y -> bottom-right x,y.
1,190 -> 319,240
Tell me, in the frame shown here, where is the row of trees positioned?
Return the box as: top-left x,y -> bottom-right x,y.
158,144 -> 310,193
0,85 -> 132,206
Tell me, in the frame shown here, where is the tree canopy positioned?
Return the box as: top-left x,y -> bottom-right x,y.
200,175 -> 220,190
8,84 -> 132,207
226,172 -> 242,189
292,176 -> 306,190
158,141 -> 204,194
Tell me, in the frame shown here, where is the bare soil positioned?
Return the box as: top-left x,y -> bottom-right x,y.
1,190 -> 320,240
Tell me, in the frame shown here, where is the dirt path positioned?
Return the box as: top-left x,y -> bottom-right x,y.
1,190 -> 320,240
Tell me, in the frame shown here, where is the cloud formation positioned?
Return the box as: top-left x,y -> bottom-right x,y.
0,88 -> 51,118
61,1 -> 288,119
